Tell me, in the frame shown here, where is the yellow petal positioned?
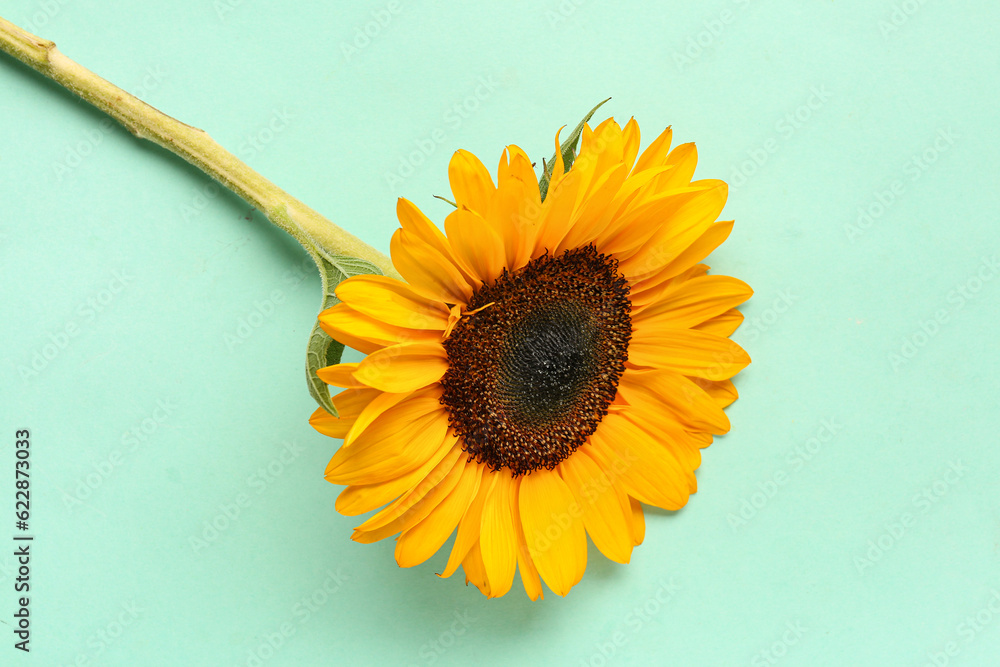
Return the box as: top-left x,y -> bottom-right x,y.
554,163 -> 628,253
519,470 -> 587,597
390,229 -> 473,306
659,220 -> 735,281
587,118 -> 625,174
490,171 -> 540,270
618,368 -> 730,435
461,541 -> 491,597
396,197 -> 474,286
479,472 -> 518,598
619,180 -> 729,280
316,362 -> 365,389
535,167 -> 582,253
324,396 -> 448,485
323,328 -> 380,355
568,121 -> 626,219
621,406 -> 702,484
629,328 -> 750,381
559,452 -> 633,564
633,275 -> 753,331
688,430 -> 714,448
503,145 -> 539,189
628,221 -> 734,306
651,142 -> 698,190
353,342 -> 448,393
632,126 -> 673,173
448,149 -> 496,215
621,117 -> 641,173
587,413 -> 690,511
598,185 -> 710,258
335,444 -> 460,516
569,124 -> 618,199
440,467 -> 495,578
600,164 -> 672,218
444,208 -> 506,286
691,377 -> 739,408
308,387 -> 380,438
546,129 -> 566,187
490,144 -> 542,270
335,275 -> 448,330
629,496 -> 645,546
343,390 -> 412,446
354,445 -> 465,544
632,263 -> 711,307
319,303 -> 441,350
511,478 -> 544,600
396,457 -> 482,568
694,308 -> 745,338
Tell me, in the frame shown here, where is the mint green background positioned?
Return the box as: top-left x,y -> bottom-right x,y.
2,1 -> 999,665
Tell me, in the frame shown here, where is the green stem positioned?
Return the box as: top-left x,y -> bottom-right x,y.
0,16 -> 399,279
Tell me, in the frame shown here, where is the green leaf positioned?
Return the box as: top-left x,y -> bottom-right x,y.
305,250 -> 382,417
538,98 -> 611,202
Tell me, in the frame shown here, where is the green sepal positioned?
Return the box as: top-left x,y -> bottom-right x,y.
433,195 -> 458,208
304,250 -> 382,417
538,98 -> 611,202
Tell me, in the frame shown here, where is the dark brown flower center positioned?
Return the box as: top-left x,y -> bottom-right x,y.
440,245 -> 631,476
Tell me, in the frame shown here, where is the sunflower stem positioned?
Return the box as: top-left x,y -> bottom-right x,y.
0,16 -> 399,279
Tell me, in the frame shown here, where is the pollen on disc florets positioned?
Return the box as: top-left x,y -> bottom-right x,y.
439,245 -> 631,476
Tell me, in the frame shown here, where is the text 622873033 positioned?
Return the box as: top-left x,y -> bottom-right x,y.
14,429 -> 33,653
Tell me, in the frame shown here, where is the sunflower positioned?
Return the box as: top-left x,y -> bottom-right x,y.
310,117 -> 751,599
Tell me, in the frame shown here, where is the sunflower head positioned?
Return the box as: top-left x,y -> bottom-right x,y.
310,117 -> 751,599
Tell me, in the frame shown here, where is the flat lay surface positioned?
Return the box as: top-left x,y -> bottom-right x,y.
1,1 -> 998,665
